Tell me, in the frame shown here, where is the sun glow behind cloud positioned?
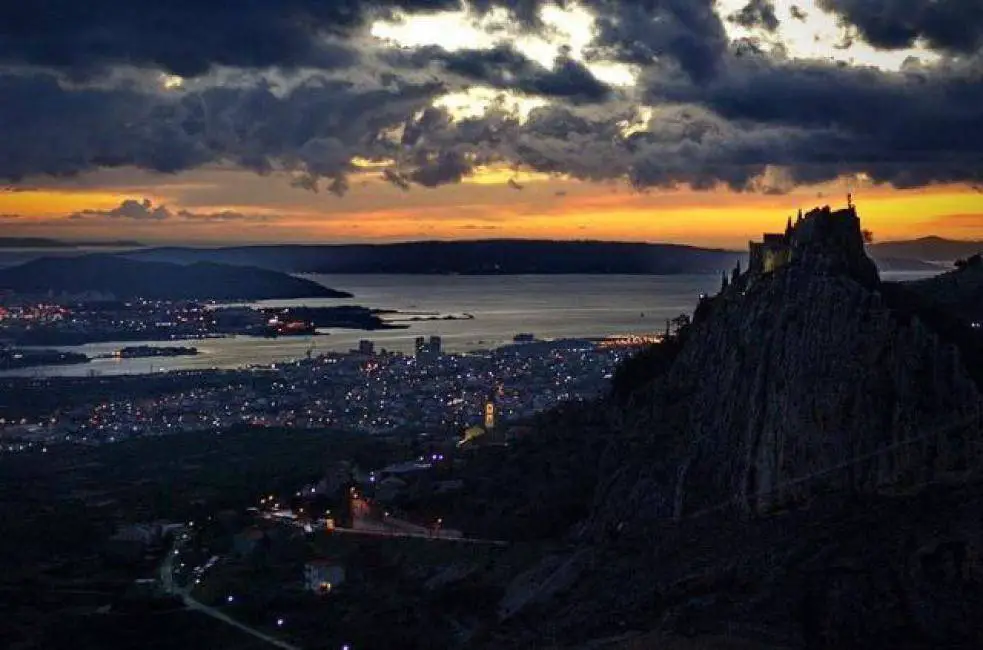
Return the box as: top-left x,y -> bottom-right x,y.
371,4 -> 635,85
3,2 -> 979,246
371,3 -> 636,124
717,0 -> 939,69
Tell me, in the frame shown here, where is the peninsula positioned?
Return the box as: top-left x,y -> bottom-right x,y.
0,255 -> 350,301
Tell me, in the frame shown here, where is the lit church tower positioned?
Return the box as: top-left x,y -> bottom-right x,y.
483,396 -> 496,430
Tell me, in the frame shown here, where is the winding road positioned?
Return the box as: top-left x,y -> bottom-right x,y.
159,537 -> 301,650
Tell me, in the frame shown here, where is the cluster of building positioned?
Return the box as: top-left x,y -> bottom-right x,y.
413,335 -> 443,363
0,299 -> 219,345
0,302 -> 71,323
1,336 -> 645,451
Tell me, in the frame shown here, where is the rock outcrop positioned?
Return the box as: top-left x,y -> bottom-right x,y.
592,205 -> 982,531
475,206 -> 983,649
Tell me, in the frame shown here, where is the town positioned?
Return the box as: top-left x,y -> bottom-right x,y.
0,333 -> 655,453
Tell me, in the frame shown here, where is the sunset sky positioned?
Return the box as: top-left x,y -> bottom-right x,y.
1,0 -> 982,248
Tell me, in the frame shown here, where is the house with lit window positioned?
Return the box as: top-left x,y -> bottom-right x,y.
304,559 -> 346,594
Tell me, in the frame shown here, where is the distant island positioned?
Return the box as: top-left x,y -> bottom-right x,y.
114,346 -> 199,359
260,306 -> 408,333
0,255 -> 351,301
0,237 -> 144,249
124,240 -> 746,274
122,237 -> 979,274
870,236 -> 983,263
0,347 -> 89,370
398,312 -> 475,322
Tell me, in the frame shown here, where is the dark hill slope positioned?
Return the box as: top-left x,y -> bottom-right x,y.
871,236 -> 983,262
591,208 -> 981,533
463,207 -> 983,649
0,255 -> 350,300
902,256 -> 983,323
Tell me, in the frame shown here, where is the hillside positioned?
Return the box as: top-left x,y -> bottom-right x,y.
124,240 -> 744,274
0,255 -> 350,301
903,255 -> 983,322
870,236 -> 983,263
457,206 -> 983,649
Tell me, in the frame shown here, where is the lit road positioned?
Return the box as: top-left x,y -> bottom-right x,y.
330,523 -> 509,546
160,536 -> 301,650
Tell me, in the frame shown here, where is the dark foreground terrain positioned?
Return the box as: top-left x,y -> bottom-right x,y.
3,207 -> 983,649
0,427 -> 405,650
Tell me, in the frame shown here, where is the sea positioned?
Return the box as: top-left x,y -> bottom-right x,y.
0,271 -> 940,378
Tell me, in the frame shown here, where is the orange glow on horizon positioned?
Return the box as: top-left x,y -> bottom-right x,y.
2,174 -> 982,247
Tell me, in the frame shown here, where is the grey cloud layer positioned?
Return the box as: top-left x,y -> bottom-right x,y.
0,0 -> 981,193
68,198 -> 272,223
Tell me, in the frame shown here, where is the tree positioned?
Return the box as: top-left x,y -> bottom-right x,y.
955,254 -> 981,270
861,229 -> 874,244
670,313 -> 691,333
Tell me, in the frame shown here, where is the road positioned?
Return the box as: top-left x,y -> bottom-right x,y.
330,524 -> 509,546
159,536 -> 302,650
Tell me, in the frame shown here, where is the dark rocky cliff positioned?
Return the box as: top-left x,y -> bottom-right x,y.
591,206 -> 981,533
473,207 -> 983,649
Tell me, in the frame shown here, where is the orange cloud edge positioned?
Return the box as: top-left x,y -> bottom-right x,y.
2,168 -> 982,247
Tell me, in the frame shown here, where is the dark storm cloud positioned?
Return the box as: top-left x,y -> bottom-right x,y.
0,72 -> 444,184
817,0 -> 983,54
643,48 -> 983,187
385,44 -> 612,103
0,0 -> 725,83
0,1 -> 981,195
729,0 -> 781,32
583,0 -> 729,82
0,0 -> 387,77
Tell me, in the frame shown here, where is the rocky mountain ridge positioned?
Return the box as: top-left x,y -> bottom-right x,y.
473,205 -> 983,649
592,206 -> 981,531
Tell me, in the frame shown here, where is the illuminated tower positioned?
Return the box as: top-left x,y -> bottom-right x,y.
483,397 -> 496,430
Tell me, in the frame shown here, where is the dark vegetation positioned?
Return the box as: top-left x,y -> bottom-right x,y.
904,254 -> 983,323
0,426 -> 408,650
954,252 -> 982,270
0,255 -> 350,300
880,281 -> 983,389
0,371 -> 278,420
444,401 -> 612,541
611,334 -> 688,404
195,529 -> 547,650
